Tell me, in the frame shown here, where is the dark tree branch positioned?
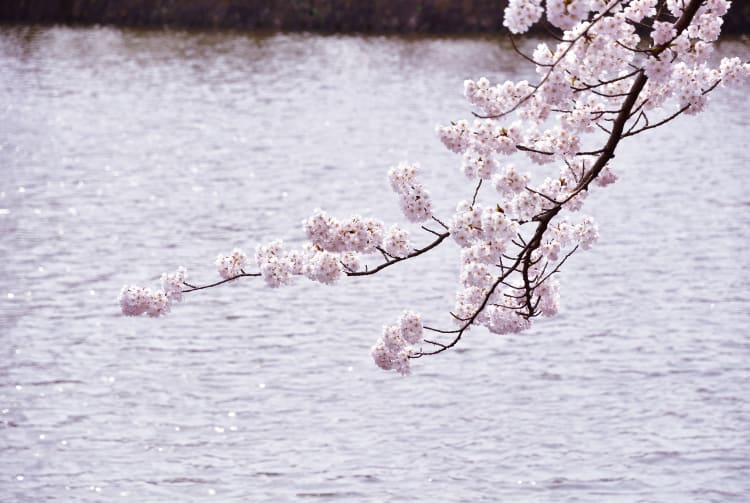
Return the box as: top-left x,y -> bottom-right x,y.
346,232 -> 450,277
181,273 -> 262,293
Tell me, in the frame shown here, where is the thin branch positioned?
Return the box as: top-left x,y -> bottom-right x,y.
375,246 -> 395,262
525,186 -> 560,205
510,33 -> 552,67
576,148 -> 606,156
627,98 -> 648,120
516,144 -> 554,156
573,68 -> 641,92
574,86 -> 632,98
625,110 -> 648,136
181,273 -> 262,293
615,39 -> 654,54
424,326 -> 461,335
623,78 -> 723,138
432,216 -> 449,230
622,103 -> 688,138
421,225 -> 443,237
346,231 -> 450,277
471,179 -> 483,206
594,121 -> 613,135
536,245 -> 579,287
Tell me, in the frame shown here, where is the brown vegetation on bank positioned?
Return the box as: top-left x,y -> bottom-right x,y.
1,0 -> 749,34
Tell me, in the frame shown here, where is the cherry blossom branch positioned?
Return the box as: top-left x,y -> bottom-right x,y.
417,0 -> 711,359
179,226 -> 452,291
121,0 -> 748,377
174,219 -> 452,292
346,231 -> 450,277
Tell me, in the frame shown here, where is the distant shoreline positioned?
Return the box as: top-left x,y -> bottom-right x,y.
2,0 -> 749,34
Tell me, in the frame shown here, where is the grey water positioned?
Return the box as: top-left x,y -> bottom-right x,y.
0,26 -> 748,502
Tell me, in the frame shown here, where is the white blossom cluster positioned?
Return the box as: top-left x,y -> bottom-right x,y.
254,240 -> 298,287
388,162 -> 434,222
503,0 -> 544,34
118,266 -> 187,317
304,209 -> 384,253
251,239 -> 346,287
382,224 -> 412,258
371,311 -> 424,375
216,248 -> 247,279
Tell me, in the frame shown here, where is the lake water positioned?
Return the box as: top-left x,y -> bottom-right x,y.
1,26 -> 749,502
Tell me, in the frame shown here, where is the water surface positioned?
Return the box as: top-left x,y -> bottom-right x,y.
1,27 -> 749,502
